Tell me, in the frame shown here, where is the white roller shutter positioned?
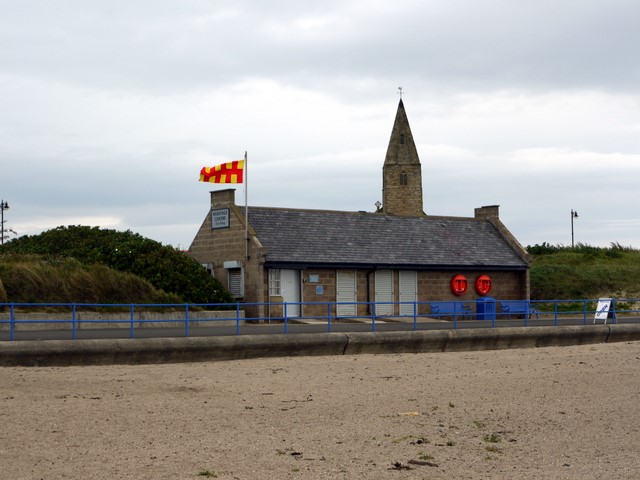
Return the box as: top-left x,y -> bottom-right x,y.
399,270 -> 417,316
375,270 -> 394,315
227,268 -> 244,298
336,270 -> 357,317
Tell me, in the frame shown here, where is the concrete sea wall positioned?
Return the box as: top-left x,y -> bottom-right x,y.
1,324 -> 639,367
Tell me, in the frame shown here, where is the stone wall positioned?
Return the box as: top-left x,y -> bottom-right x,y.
262,267 -> 528,319
382,163 -> 424,216
188,189 -> 266,318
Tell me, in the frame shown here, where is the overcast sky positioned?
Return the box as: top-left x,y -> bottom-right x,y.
2,0 -> 639,249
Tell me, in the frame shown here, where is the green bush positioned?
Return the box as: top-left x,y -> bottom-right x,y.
0,277 -> 7,302
1,226 -> 232,304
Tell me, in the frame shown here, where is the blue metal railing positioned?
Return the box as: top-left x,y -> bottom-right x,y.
0,298 -> 636,341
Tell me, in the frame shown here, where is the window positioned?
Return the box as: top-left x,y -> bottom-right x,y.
269,269 -> 281,296
227,268 -> 244,298
399,133 -> 405,144
201,263 -> 212,275
400,172 -> 408,186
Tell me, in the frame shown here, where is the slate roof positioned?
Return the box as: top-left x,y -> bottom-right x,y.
247,207 -> 527,270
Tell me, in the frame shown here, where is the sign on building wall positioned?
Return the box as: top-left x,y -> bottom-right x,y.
211,208 -> 230,229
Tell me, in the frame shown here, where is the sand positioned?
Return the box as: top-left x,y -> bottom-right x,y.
1,341 -> 639,479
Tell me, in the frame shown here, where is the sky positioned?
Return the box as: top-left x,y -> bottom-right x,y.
1,0 -> 639,250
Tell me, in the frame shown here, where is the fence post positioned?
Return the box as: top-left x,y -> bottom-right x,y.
129,304 -> 135,338
327,302 -> 332,333
371,302 -> 376,332
9,303 -> 15,341
236,303 -> 241,335
553,301 -> 558,326
453,302 -> 458,330
71,303 -> 77,340
413,301 -> 417,331
184,304 -> 190,337
284,303 -> 288,334
611,298 -> 617,324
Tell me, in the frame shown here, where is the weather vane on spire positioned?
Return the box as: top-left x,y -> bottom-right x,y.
397,86 -> 403,99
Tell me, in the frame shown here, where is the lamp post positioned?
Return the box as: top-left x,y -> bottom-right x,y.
571,209 -> 578,248
0,200 -> 8,246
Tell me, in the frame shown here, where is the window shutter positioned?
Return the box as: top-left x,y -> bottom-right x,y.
228,268 -> 244,298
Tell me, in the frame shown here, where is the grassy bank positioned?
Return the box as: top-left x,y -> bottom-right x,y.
528,243 -> 640,300
0,254 -> 181,304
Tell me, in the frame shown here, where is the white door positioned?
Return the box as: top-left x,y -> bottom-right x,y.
281,269 -> 300,317
399,270 -> 417,316
375,270 -> 394,315
336,270 -> 357,317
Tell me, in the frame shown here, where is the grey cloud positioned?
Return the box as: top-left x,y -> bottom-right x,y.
3,1 -> 639,94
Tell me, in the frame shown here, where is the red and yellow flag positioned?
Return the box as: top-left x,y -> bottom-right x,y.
199,160 -> 244,184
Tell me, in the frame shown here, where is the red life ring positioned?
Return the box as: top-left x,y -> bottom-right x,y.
475,275 -> 492,296
450,274 -> 468,296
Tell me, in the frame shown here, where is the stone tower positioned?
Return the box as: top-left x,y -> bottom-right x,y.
381,99 -> 424,216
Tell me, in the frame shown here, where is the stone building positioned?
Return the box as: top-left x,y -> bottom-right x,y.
188,100 -> 530,319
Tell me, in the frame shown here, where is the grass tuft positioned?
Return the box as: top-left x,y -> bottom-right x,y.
484,433 -> 501,443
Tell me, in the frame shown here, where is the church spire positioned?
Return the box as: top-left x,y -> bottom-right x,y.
382,98 -> 424,216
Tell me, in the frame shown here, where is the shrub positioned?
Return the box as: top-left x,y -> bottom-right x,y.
1,226 -> 232,303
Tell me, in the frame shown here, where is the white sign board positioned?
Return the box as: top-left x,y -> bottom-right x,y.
593,298 -> 612,324
211,208 -> 230,229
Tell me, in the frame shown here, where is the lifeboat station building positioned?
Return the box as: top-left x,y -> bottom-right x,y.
188,100 -> 530,319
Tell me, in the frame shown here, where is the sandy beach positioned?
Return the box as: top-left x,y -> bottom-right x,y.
1,341 -> 639,479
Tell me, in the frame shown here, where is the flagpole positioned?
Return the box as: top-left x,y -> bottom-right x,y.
244,151 -> 248,260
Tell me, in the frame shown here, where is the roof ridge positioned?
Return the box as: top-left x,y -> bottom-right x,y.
246,205 -> 376,216
247,205 -> 484,222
